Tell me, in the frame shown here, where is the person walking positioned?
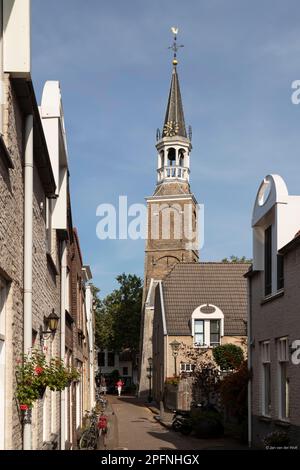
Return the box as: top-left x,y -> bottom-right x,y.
116,379 -> 124,397
100,376 -> 107,396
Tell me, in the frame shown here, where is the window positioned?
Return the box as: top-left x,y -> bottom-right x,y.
264,226 -> 272,296
192,305 -> 224,348
123,367 -> 128,376
277,254 -> 284,290
261,341 -> 271,416
107,352 -> 115,367
277,338 -> 289,420
46,198 -> 53,254
98,352 -> 105,367
42,391 -> 49,443
180,363 -> 194,373
0,278 -> 7,450
210,320 -> 221,347
194,319 -> 221,348
167,148 -> 176,166
65,269 -> 70,313
194,320 -> 204,346
179,150 -> 185,167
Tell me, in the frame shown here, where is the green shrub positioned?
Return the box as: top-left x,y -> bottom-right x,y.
190,409 -> 224,438
263,431 -> 290,447
213,344 -> 244,370
165,377 -> 180,386
220,361 -> 250,421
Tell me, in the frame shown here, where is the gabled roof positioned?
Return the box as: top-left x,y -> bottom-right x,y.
160,262 -> 250,336
163,66 -> 187,138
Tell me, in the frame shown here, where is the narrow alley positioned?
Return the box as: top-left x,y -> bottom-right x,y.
108,396 -> 246,451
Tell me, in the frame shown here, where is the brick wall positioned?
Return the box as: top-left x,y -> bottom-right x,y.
0,75 -> 24,450
0,76 -> 61,449
250,246 -> 300,447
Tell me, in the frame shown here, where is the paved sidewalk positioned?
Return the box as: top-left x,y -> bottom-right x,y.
145,401 -> 248,450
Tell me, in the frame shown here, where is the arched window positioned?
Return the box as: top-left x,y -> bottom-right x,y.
167,148 -> 176,167
191,304 -> 224,348
179,149 -> 185,167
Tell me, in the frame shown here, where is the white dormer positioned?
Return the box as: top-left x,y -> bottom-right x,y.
40,81 -> 69,231
191,304 -> 224,348
252,174 -> 300,295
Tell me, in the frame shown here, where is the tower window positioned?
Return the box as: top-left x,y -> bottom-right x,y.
179,149 -> 185,167
167,148 -> 176,166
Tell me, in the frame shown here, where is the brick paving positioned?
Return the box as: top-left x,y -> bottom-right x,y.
108,396 -> 248,451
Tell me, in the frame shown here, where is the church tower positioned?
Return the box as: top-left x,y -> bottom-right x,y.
139,29 -> 199,397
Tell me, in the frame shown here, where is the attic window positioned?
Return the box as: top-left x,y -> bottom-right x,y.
258,180 -> 271,206
191,304 -> 224,348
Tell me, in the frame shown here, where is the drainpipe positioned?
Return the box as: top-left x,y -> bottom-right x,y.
86,285 -> 94,408
247,276 -> 252,449
60,241 -> 66,450
23,114 -> 33,450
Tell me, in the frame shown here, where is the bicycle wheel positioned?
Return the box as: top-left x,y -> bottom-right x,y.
79,430 -> 91,449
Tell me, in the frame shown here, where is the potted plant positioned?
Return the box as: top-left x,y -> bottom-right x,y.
16,351 -> 81,410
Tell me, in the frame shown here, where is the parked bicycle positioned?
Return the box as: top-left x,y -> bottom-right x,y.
98,412 -> 109,450
172,409 -> 193,436
96,389 -> 108,408
79,409 -> 100,450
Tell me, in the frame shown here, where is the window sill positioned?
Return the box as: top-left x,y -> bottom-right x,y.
258,415 -> 272,422
0,134 -> 14,169
274,419 -> 291,428
261,289 -> 284,305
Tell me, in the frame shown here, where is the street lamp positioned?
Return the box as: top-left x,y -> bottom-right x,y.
40,309 -> 59,346
170,340 -> 180,377
147,357 -> 153,403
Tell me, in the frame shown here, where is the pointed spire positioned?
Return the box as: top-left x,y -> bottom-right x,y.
163,65 -> 187,138
162,28 -> 187,139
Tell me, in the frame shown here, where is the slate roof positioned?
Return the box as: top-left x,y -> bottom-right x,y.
161,262 -> 250,336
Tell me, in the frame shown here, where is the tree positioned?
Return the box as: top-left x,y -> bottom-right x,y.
94,274 -> 143,356
180,344 -> 221,406
221,255 -> 252,263
219,361 -> 251,422
213,344 -> 244,371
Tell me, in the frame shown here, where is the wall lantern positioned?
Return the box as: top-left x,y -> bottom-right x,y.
40,309 -> 59,345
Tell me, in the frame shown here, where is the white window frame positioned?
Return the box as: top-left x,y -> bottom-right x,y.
180,363 -> 193,373
277,337 -> 289,421
261,341 -> 271,417
65,268 -> 70,313
0,277 -> 7,450
191,304 -> 224,348
46,197 -> 53,254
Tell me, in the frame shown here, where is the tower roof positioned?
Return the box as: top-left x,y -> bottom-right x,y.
163,65 -> 187,138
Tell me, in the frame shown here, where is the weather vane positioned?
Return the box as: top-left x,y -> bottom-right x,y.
169,27 -> 184,66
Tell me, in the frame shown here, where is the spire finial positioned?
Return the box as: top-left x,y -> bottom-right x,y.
169,27 -> 184,66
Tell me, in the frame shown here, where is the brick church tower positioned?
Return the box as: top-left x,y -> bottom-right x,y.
139,31 -> 199,397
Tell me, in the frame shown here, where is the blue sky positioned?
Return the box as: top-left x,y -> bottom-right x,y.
32,0 -> 300,297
